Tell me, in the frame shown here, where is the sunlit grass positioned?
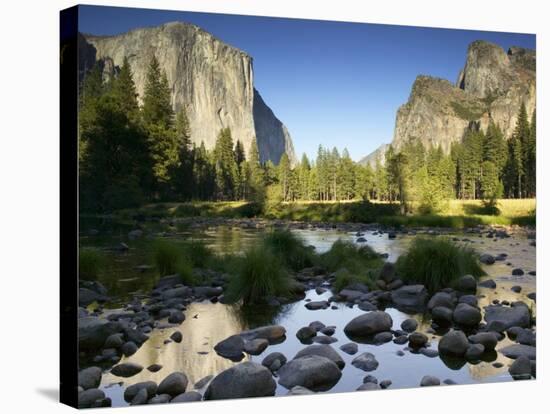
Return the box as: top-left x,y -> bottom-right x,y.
262,229 -> 315,271
396,237 -> 485,293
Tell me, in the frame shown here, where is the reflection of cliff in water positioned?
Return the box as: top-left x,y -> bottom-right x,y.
101,302 -> 249,389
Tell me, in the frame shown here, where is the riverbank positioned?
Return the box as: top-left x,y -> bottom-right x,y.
107,198 -> 536,229
77,221 -> 536,407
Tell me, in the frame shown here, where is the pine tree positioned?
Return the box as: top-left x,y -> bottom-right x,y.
525,109 -> 536,197
278,153 -> 291,202
142,55 -> 173,128
213,128 -> 239,200
111,56 -> 139,118
461,129 -> 484,199
248,139 -> 266,202
297,153 -> 311,201
339,148 -> 355,200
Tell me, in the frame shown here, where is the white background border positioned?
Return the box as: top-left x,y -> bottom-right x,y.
0,0 -> 545,412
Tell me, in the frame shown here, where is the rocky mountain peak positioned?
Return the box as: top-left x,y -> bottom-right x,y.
80,22 -> 295,165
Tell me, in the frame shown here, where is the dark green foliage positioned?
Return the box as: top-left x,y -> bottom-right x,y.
79,248 -> 104,280
262,230 -> 315,271
225,247 -> 290,305
320,239 -> 382,275
214,128 -> 240,200
152,241 -> 194,284
396,238 -> 485,293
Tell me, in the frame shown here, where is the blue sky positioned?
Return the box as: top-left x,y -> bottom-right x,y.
78,5 -> 535,162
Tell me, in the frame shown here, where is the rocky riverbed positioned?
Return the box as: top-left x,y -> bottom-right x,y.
77,219 -> 536,408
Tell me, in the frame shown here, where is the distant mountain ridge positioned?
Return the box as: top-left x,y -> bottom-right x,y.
360,40 -> 536,164
79,21 -> 296,165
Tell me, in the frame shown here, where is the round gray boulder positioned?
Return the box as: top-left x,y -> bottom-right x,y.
204,362 -> 276,400
344,311 -> 393,338
277,355 -> 342,391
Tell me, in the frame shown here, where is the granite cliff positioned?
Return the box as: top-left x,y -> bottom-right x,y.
80,22 -> 296,165
364,40 -> 535,163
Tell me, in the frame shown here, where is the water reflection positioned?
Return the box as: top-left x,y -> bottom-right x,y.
80,220 -> 535,405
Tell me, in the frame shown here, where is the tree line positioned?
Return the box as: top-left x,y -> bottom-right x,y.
79,55 -> 536,213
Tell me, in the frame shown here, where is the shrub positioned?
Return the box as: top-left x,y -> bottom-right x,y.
262,229 -> 315,271
396,237 -> 485,293
182,240 -> 214,268
153,240 -> 195,285
79,248 -> 104,280
321,239 -> 381,273
320,240 -> 382,291
225,246 -> 289,305
332,268 -> 377,292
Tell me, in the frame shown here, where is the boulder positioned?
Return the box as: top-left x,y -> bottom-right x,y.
357,382 -> 379,391
339,289 -> 364,302
312,335 -> 338,344
453,303 -> 482,327
171,391 -> 202,403
240,325 -> 286,343
456,275 -> 477,293
305,300 -> 330,310
468,332 -> 498,351
479,254 -> 495,265
78,317 -> 122,351
438,330 -> 469,357
103,333 -> 124,349
129,389 -> 148,406
509,356 -> 532,379
244,338 -> 269,355
261,352 -> 287,371
193,286 -> 223,298
214,335 -> 245,360
149,394 -> 172,404
78,388 -> 106,408
296,326 -> 316,342
408,332 -> 428,348
78,367 -> 102,390
458,295 -> 478,307
204,362 -> 276,399
170,331 -> 183,343
340,342 -> 358,355
431,306 -> 453,326
484,303 -> 531,329
465,343 -> 485,360
121,341 -> 138,357
194,375 -> 214,390
379,262 -> 397,283
500,344 -> 536,360
161,286 -> 193,301
124,381 -> 158,402
351,352 -> 379,371
79,288 -> 108,307
420,376 -> 440,386
391,285 -> 428,312
277,355 -> 342,391
344,311 -> 393,338
478,279 -> 497,289
401,318 -> 418,333
427,292 -> 456,310
111,362 -> 143,378
294,344 -> 345,369
157,372 -> 189,396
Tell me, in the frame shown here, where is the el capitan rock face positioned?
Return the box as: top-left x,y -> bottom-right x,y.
80,22 -> 295,164
387,40 -> 535,157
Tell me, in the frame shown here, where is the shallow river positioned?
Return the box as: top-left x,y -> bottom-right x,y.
80,220 -> 536,406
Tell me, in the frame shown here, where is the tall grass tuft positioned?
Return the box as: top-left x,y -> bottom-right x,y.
181,240 -> 214,268
262,229 -> 315,271
226,246 -> 289,305
321,240 -> 382,291
153,240 -> 195,285
396,237 -> 485,293
79,248 -> 104,280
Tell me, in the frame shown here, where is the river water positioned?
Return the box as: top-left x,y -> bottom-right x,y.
80,220 -> 536,406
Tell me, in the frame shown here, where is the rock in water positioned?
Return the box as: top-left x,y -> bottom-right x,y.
294,344 -> 345,369
390,285 -> 428,312
110,362 -> 143,378
157,372 -> 189,396
351,352 -> 379,371
438,330 -> 469,357
80,23 -> 296,165
214,334 -> 245,360
123,381 -> 158,402
344,311 -> 393,338
277,355 -> 342,391
204,362 -> 276,400
484,303 -> 531,329
78,367 -> 102,390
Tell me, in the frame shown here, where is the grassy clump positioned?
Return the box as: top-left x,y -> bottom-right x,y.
79,248 -> 105,280
225,246 -> 290,305
152,240 -> 195,285
262,230 -> 315,271
396,237 -> 485,293
181,240 -> 214,268
321,240 -> 382,291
